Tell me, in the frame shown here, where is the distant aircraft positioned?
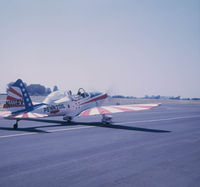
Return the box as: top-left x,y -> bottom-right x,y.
0,79 -> 160,129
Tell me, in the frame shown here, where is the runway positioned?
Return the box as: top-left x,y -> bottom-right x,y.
0,104 -> 200,187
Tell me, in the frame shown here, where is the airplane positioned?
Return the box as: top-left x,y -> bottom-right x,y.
0,79 -> 161,129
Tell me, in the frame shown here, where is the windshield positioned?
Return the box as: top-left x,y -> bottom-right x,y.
89,92 -> 102,98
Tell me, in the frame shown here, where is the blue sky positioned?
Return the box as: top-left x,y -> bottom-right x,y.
0,0 -> 199,97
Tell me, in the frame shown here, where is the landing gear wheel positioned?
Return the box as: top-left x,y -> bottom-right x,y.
13,123 -> 18,129
63,119 -> 71,125
63,116 -> 72,124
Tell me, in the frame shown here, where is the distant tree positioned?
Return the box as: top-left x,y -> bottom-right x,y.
46,88 -> 51,95
127,96 -> 137,99
169,96 -> 181,100
53,85 -> 59,92
144,95 -> 160,99
182,98 -> 190,100
112,95 -> 125,98
152,95 -> 160,99
27,84 -> 46,96
6,81 -> 52,96
191,98 -> 200,100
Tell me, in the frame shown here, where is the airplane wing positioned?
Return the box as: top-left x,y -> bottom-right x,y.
79,103 -> 161,117
0,111 -> 48,119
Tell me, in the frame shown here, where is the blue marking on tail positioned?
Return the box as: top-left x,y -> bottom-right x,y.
12,79 -> 34,111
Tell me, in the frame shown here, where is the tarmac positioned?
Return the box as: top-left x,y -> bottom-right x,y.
0,103 -> 200,187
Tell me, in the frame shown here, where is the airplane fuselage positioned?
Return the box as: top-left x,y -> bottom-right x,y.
34,93 -> 107,119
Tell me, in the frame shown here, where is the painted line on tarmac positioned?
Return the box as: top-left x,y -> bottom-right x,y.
0,132 -> 37,138
0,115 -> 200,139
115,115 -> 200,125
0,126 -> 94,139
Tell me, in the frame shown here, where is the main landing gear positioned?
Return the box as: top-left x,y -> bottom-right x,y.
13,120 -> 19,129
63,116 -> 72,123
101,114 -> 112,124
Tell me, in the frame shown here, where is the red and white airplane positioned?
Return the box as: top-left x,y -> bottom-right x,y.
0,79 -> 161,129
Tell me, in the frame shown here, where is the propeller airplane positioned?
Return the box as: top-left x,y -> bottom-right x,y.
0,79 -> 161,129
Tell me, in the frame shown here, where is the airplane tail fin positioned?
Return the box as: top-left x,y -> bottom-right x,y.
3,79 -> 34,112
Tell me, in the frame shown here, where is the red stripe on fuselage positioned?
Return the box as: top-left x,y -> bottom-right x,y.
81,94 -> 107,105
9,87 -> 23,98
50,109 -> 59,114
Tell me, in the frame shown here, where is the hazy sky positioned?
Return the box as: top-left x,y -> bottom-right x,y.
0,0 -> 199,97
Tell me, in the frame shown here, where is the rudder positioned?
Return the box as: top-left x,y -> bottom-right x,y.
3,79 -> 33,112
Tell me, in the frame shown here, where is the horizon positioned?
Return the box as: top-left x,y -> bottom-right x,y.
0,80 -> 199,99
0,0 -> 199,98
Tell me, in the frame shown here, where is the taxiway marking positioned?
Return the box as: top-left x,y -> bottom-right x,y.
0,132 -> 37,138
115,115 -> 200,125
0,115 -> 200,139
0,126 -> 94,139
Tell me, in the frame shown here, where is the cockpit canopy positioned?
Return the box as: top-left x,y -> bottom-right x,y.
77,88 -> 89,98
43,88 -> 92,104
43,88 -> 104,104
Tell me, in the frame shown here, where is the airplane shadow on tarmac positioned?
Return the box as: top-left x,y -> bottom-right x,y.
0,118 -> 171,133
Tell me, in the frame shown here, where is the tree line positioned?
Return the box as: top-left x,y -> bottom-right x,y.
7,82 -> 59,96
5,82 -> 200,100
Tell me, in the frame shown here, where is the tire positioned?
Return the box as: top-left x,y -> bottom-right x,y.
13,124 -> 18,129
